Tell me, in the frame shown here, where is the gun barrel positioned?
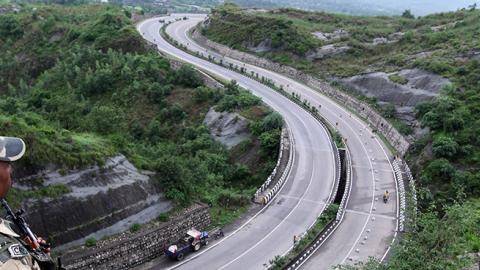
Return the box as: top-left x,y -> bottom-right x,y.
1,198 -> 38,246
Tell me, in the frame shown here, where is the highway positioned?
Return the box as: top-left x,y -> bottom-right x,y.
138,14 -> 398,270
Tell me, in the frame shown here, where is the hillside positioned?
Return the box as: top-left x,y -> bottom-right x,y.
0,3 -> 281,244
201,4 -> 480,269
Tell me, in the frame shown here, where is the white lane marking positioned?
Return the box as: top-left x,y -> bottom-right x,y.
142,16 -> 398,267
345,209 -> 397,221
279,195 -> 327,206
217,165 -> 319,270
160,18 -> 338,269
352,165 -> 393,173
142,16 -> 335,269
188,23 -> 400,261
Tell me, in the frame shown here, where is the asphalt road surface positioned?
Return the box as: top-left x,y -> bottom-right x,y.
137,14 -> 398,270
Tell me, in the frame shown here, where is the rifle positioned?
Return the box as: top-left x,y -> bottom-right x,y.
1,198 -> 61,269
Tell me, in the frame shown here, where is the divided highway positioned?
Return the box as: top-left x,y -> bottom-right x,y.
138,14 -> 398,270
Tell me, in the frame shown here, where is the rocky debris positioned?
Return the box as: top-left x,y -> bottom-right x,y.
408,50 -> 437,60
371,32 -> 405,45
373,37 -> 389,45
0,4 -> 20,14
388,31 -> 405,41
306,44 -> 351,60
312,29 -> 348,41
243,39 -> 273,53
430,20 -> 462,32
16,155 -> 173,247
203,107 -> 251,148
336,69 -> 451,135
456,48 -> 480,61
49,31 -> 64,43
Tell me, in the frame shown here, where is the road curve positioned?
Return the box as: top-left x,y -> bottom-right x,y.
138,14 -> 398,269
139,14 -> 337,270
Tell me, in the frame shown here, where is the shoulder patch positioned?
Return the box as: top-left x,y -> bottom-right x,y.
8,244 -> 29,259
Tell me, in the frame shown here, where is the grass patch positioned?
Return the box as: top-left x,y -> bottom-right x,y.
388,74 -> 408,85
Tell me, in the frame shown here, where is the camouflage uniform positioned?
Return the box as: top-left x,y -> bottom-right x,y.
0,136 -> 44,269
0,219 -> 41,270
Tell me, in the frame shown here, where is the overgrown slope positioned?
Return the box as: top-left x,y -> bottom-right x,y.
0,4 -> 281,227
203,4 -> 480,269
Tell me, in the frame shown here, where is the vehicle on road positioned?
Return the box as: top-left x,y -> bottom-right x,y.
165,229 -> 209,261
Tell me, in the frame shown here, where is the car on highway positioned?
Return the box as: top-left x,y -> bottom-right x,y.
165,229 -> 209,261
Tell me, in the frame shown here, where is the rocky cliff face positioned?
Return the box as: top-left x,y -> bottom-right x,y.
336,68 -> 451,135
203,107 -> 251,148
14,155 -> 172,248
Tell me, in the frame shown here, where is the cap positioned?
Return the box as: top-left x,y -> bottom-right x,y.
0,136 -> 26,162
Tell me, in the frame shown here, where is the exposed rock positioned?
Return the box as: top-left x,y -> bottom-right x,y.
371,32 -> 405,45
408,50 -> 436,60
388,31 -> 405,41
430,21 -> 461,32
312,29 -> 348,41
15,155 -> 172,247
373,37 -> 388,45
336,69 -> 451,136
456,48 -> 480,61
49,31 -> 64,43
203,107 -> 251,148
0,4 -> 20,14
306,44 -> 351,60
243,39 -> 273,53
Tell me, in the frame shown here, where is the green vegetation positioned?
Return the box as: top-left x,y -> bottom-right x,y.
129,223 -> 141,233
204,3 -> 319,58
388,75 -> 408,85
157,212 -> 169,222
7,184 -> 71,208
204,4 -> 480,269
0,4 -> 280,228
84,237 -> 96,247
205,4 -> 480,78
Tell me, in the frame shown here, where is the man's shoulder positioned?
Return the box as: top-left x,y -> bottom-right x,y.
0,219 -> 41,270
0,218 -> 20,238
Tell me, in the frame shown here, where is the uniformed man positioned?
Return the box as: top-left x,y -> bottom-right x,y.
0,136 -> 53,270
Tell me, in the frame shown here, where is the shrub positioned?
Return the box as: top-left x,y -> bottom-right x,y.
129,223 -> 141,233
262,112 -> 283,131
157,213 -> 169,222
388,75 -> 408,85
85,238 -> 97,247
174,65 -> 202,87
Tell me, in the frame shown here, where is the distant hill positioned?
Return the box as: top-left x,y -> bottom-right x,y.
231,0 -> 480,16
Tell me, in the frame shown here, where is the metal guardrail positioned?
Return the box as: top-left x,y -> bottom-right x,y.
392,159 -> 406,232
160,22 -> 352,269
285,146 -> 352,270
256,126 -> 295,205
393,157 -> 418,232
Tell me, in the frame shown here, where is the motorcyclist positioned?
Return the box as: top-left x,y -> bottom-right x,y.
383,190 -> 390,203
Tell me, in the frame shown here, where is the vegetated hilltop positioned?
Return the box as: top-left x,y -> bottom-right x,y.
0,3 -> 281,233
232,0 -> 479,16
202,4 -> 480,269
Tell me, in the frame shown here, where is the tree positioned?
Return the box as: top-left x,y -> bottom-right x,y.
262,112 -> 283,131
174,65 -> 202,87
0,15 -> 23,39
86,105 -> 119,134
432,135 -> 459,158
402,9 -> 415,19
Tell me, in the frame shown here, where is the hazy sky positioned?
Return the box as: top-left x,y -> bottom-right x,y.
231,0 -> 480,16
375,0 -> 480,15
